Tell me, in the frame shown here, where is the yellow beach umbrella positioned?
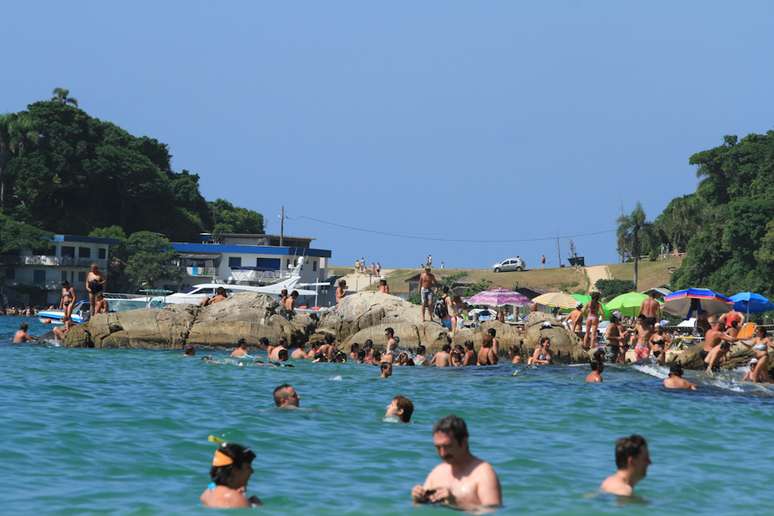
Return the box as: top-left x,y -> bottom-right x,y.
532,292 -> 577,309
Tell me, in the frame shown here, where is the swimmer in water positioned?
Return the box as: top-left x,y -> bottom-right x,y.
585,359 -> 603,383
384,395 -> 414,423
411,415 -> 502,510
663,363 -> 697,390
200,442 -> 261,508
431,342 -> 452,368
600,434 -> 651,497
273,384 -> 300,409
380,361 -> 393,379
269,337 -> 288,361
13,323 -> 34,343
528,337 -> 552,365
184,344 -> 196,357
230,339 -> 249,358
290,343 -> 307,360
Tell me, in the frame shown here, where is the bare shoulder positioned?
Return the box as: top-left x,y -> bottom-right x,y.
425,463 -> 449,486
600,476 -> 632,496
473,459 -> 499,480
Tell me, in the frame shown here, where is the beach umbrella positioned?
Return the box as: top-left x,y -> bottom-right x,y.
467,288 -> 531,307
729,292 -> 774,314
571,293 -> 591,305
605,291 -> 653,318
532,292 -> 577,309
663,288 -> 733,318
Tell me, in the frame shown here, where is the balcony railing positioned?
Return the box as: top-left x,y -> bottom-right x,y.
14,255 -> 107,267
186,266 -> 218,277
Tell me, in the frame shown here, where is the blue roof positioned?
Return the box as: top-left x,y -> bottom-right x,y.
53,234 -> 119,245
171,242 -> 332,258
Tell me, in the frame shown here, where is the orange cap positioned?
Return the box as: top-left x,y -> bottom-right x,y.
212,449 -> 234,467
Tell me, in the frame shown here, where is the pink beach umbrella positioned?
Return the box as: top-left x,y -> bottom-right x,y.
466,288 -> 531,307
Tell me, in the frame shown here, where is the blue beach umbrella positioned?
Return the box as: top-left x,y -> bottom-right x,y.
663,288 -> 733,318
729,292 -> 774,314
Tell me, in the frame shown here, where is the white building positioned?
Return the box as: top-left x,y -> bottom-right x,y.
171,233 -> 332,293
1,234 -> 116,306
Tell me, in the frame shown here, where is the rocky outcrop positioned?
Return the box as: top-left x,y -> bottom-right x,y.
522,312 -> 586,363
62,292 -> 308,349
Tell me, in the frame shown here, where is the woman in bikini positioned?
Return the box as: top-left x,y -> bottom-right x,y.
529,337 -> 552,365
60,281 -> 76,321
85,263 -> 106,316
582,292 -> 604,349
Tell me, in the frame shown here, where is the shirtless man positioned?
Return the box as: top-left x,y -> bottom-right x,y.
378,279 -> 390,294
201,287 -> 228,306
273,384 -> 300,408
600,434 -> 651,497
605,316 -> 624,363
384,327 -> 397,361
283,290 -> 298,313
53,318 -> 74,341
701,320 -> 736,364
411,415 -> 502,510
290,343 -> 307,360
719,307 -> 744,329
477,338 -> 497,366
705,341 -> 731,373
335,280 -> 347,304
567,304 -> 584,336
94,293 -> 109,314
13,323 -> 33,343
639,292 -> 661,335
663,363 -> 697,390
269,337 -> 289,361
431,343 -> 452,368
487,328 -> 500,355
419,267 -> 437,322
230,339 -> 249,358
380,361 -> 393,378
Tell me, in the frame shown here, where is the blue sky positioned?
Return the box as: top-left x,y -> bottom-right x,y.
3,1 -> 773,268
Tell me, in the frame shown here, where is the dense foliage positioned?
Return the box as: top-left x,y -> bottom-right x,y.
0,213 -> 51,254
595,279 -> 634,301
618,132 -> 774,296
124,231 -> 180,289
0,92 -> 264,247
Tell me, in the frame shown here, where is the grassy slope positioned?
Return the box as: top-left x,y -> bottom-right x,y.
330,256 -> 683,294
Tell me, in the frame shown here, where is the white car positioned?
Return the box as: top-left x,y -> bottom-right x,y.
492,257 -> 526,273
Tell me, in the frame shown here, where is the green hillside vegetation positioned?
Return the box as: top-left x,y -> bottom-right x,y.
618,133 -> 774,296
0,89 -> 264,245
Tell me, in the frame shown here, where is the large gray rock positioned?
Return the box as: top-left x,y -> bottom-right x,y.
523,312 -> 586,363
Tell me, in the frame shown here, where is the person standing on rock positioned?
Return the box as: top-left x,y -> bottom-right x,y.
639,291 -> 661,344
582,292 -> 604,349
541,254 -> 546,269
336,280 -> 347,304
567,304 -> 584,337
85,263 -> 106,316
600,435 -> 651,497
419,267 -> 437,322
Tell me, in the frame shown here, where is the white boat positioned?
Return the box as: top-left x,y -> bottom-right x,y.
38,301 -> 90,324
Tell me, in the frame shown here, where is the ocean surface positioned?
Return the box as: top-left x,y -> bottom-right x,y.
2,316 -> 773,515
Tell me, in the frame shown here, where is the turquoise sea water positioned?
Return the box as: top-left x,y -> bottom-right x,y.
2,316 -> 773,515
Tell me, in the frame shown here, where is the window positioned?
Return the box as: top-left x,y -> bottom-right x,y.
98,248 -> 106,259
256,258 -> 281,270
312,260 -> 317,272
78,271 -> 86,282
61,246 -> 75,258
33,269 -> 46,285
79,247 -> 91,258
61,271 -> 67,281
228,257 -> 242,268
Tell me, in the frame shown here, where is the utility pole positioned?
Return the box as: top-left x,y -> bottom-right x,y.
280,206 -> 285,247
555,235 -> 561,268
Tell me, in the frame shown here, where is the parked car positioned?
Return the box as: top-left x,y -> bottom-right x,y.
492,257 -> 526,272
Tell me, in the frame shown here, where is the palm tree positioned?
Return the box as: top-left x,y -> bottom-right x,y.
0,113 -> 39,211
51,87 -> 78,107
617,203 -> 648,290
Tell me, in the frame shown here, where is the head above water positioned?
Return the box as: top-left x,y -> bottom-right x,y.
389,395 -> 414,423
273,384 -> 299,408
380,361 -> 393,377
209,442 -> 256,489
669,363 -> 684,377
432,415 -> 470,462
614,434 -> 650,480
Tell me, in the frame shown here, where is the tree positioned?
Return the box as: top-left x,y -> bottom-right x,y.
616,203 -> 650,290
0,214 -> 51,254
209,199 -> 264,234
595,279 -> 634,301
51,87 -> 78,107
124,231 -> 180,289
0,112 -> 39,210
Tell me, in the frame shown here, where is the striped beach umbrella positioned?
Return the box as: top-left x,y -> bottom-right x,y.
467,288 -> 531,307
663,288 -> 733,318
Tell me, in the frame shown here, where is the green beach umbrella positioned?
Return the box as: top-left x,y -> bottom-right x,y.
571,292 -> 610,317
605,292 -> 654,318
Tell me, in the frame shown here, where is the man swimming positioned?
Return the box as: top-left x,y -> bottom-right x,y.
430,343 -> 452,368
585,359 -> 603,383
411,415 -> 502,510
384,395 -> 414,423
230,339 -> 249,358
600,434 -> 651,497
269,337 -> 289,361
13,323 -> 33,343
663,363 -> 697,390
291,343 -> 307,360
380,361 -> 393,379
477,338 -> 497,366
273,384 -> 300,409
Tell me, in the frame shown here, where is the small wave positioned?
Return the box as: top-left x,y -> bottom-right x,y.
631,363 -> 669,379
329,375 -> 343,381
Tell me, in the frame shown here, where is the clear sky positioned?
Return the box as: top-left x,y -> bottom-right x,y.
3,1 -> 773,268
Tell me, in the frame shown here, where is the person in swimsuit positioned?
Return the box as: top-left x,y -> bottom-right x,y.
477,337 -> 497,366
746,344 -> 770,383
378,279 -> 391,294
600,435 -> 651,497
231,339 -> 249,358
411,415 -> 502,510
705,341 -> 731,373
419,267 -> 437,322
273,384 -> 300,408
462,341 -> 476,366
639,292 -> 661,337
60,281 -> 76,321
582,292 -> 604,349
649,324 -> 667,365
751,326 -> 773,351
200,442 -> 261,508
663,363 -> 697,390
13,323 -> 33,343
94,293 -> 109,314
567,304 -> 584,336
380,361 -> 393,378
85,264 -> 106,316
444,288 -> 458,335
431,343 -> 452,368
700,319 -> 736,363
529,337 -> 552,365
605,315 -> 624,363
335,279 -> 347,304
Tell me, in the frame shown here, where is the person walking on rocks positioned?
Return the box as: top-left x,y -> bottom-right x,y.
419,267 -> 437,322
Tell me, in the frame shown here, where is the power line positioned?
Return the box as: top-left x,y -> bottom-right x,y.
292,215 -> 616,244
